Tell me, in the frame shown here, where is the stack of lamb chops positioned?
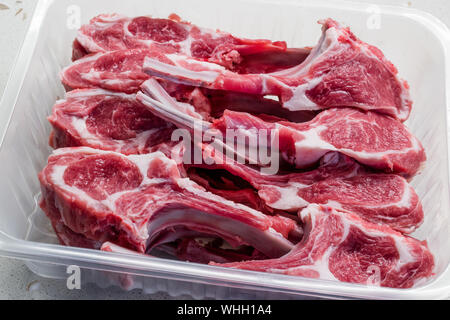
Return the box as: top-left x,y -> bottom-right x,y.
39,14 -> 434,289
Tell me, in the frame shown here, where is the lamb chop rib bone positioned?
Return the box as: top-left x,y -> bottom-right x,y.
143,19 -> 412,121
137,79 -> 426,178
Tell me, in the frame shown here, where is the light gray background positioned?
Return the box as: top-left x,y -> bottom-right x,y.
0,0 -> 448,300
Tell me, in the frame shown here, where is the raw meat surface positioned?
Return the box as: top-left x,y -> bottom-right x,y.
189,148 -> 424,233
212,204 -> 434,289
62,48 -> 211,94
51,218 -> 103,250
72,39 -> 89,61
39,147 -> 299,257
61,49 -> 157,93
74,13 -> 309,73
138,79 -> 426,177
143,19 -> 412,121
213,109 -> 425,177
49,89 -> 174,154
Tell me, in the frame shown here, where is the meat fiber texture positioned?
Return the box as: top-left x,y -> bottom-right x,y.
49,89 -> 175,154
38,13 -> 436,289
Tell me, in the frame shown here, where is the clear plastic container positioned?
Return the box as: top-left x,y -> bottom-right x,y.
0,0 -> 449,299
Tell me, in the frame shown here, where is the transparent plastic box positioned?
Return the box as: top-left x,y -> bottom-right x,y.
0,0 -> 449,299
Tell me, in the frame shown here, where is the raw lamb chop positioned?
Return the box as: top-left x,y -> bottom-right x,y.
62,48 -> 216,95
188,148 -> 424,234
143,19 -> 412,121
48,89 -> 174,154
51,202 -> 267,264
137,79 -> 426,177
212,204 -> 434,289
39,147 -> 301,258
73,13 -> 309,73
61,48 -> 315,122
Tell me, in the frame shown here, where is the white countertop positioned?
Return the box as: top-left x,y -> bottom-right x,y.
0,0 -> 449,300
